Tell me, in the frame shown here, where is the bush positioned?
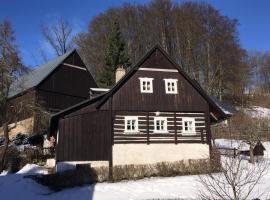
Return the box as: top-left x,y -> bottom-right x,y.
93,159 -> 214,182
32,157 -> 220,190
0,146 -> 29,173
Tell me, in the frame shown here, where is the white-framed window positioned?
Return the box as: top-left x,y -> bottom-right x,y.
182,117 -> 195,134
124,116 -> 138,133
154,117 -> 168,133
164,79 -> 178,94
139,77 -> 153,93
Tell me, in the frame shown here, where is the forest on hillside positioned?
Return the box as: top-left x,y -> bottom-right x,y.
73,0 -> 269,106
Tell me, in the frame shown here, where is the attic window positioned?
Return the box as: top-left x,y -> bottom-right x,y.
164,79 -> 178,94
182,117 -> 195,135
154,117 -> 168,133
139,78 -> 153,93
124,116 -> 138,133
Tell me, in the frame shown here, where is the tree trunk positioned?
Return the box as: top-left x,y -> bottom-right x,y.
0,122 -> 9,171
249,145 -> 255,164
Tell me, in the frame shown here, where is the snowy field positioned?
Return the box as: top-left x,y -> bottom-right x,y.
1,156 -> 270,200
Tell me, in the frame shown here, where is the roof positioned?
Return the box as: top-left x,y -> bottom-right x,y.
210,96 -> 233,116
8,50 -> 75,98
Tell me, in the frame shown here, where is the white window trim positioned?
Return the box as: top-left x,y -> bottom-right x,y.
164,79 -> 178,94
139,77 -> 154,93
124,116 -> 139,133
154,117 -> 168,133
182,117 -> 196,135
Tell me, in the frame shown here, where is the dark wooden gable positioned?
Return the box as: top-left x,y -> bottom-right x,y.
139,49 -> 176,69
100,48 -> 208,112
97,45 -> 230,123
37,51 -> 97,111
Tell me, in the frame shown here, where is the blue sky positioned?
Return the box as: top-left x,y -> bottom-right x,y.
0,0 -> 270,67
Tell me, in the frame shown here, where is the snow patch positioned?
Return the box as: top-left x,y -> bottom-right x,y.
215,139 -> 250,151
245,106 -> 270,119
16,164 -> 46,175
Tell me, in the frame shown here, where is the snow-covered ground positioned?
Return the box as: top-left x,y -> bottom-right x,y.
0,164 -> 203,200
0,160 -> 270,199
1,140 -> 270,200
244,106 -> 270,119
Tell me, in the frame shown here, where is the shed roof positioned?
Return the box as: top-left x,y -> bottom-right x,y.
9,50 -> 75,98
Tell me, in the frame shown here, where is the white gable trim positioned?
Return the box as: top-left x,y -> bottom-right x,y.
63,63 -> 87,71
138,68 -> 178,72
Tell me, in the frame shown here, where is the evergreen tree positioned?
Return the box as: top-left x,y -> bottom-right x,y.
98,22 -> 130,87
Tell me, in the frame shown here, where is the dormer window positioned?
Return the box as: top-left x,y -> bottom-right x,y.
164,79 -> 178,94
139,78 -> 153,93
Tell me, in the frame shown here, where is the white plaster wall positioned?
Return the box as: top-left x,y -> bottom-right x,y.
113,143 -> 210,166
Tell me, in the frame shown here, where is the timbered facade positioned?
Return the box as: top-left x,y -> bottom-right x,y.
50,45 -> 231,172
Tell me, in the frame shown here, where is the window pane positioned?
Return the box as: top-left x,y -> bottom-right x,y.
143,82 -> 146,90
127,121 -> 131,130
184,121 -> 188,131
160,120 -> 164,130
156,120 -> 160,130
147,82 -> 151,90
132,120 -> 135,130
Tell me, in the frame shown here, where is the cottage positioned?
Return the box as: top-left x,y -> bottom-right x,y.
5,50 -> 97,135
49,45 -> 231,174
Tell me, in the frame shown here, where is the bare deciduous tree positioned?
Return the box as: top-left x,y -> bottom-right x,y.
41,17 -> 74,56
199,156 -> 269,200
0,19 -> 26,170
238,112 -> 261,164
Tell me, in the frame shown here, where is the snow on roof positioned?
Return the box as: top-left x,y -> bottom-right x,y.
90,88 -> 110,92
210,96 -> 233,115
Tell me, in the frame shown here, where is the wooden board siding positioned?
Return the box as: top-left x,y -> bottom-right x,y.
36,90 -> 86,112
37,51 -> 97,112
102,69 -> 208,112
113,111 -> 207,144
138,48 -> 176,69
56,111 -> 111,162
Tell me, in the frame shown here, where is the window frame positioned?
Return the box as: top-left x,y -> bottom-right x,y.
164,78 -> 178,94
154,117 -> 168,133
124,116 -> 139,133
139,77 -> 154,93
182,117 -> 196,135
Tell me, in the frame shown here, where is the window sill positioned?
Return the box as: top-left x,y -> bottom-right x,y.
140,91 -> 153,93
181,132 -> 197,136
124,131 -> 140,134
153,131 -> 169,134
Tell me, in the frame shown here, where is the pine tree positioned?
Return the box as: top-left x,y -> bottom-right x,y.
98,22 -> 130,87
